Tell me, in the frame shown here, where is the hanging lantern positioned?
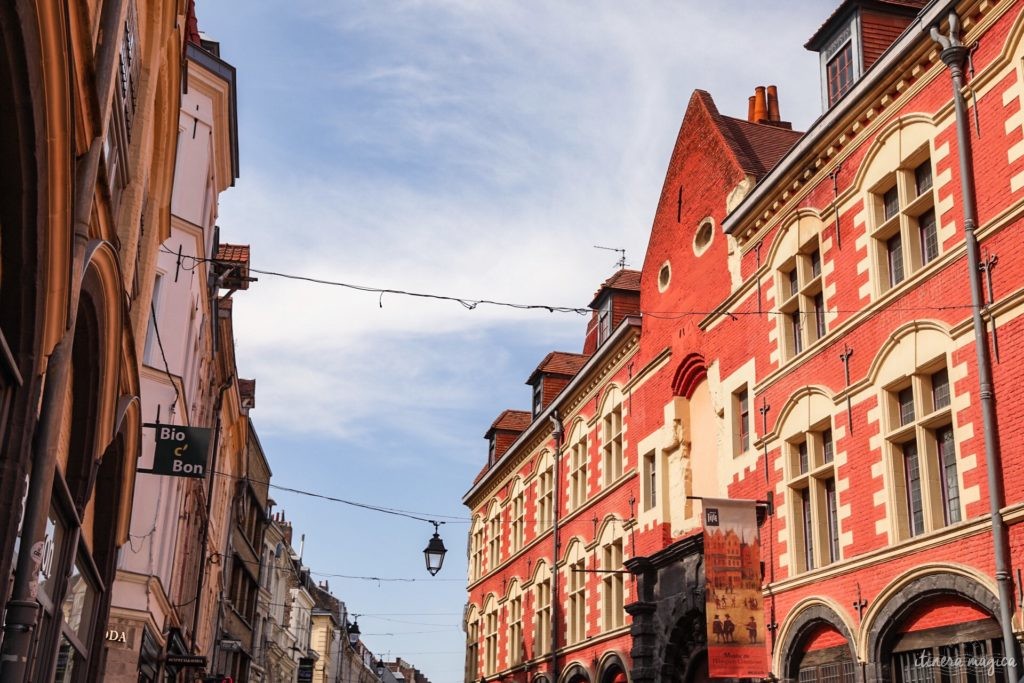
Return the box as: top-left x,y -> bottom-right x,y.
423,521 -> 447,576
347,619 -> 360,646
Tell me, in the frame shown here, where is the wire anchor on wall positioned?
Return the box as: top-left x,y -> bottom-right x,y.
828,164 -> 843,249
981,250 -> 999,361
839,345 -> 854,433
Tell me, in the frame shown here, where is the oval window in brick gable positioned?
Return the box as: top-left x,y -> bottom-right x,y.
693,217 -> 715,256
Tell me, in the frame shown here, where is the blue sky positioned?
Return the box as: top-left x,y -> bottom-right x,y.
195,2 -> 830,681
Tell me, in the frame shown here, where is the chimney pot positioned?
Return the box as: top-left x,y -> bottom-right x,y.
767,85 -> 781,122
748,96 -> 756,122
753,86 -> 768,124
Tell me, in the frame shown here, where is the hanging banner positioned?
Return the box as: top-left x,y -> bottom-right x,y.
702,498 -> 768,679
149,424 -> 212,478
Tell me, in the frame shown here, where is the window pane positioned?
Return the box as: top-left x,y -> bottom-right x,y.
801,488 -> 814,570
823,429 -> 834,463
883,186 -> 900,221
915,160 -> 933,195
937,426 -> 961,524
810,249 -> 822,278
791,311 -> 803,354
738,391 -> 750,453
827,43 -> 854,105
932,368 -> 950,410
789,268 -> 800,297
920,210 -> 939,265
826,478 -> 840,563
888,234 -> 905,286
904,441 -> 925,537
798,441 -> 809,474
898,387 -> 915,425
814,293 -> 826,339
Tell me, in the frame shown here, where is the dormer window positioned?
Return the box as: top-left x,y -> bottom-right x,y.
597,297 -> 612,345
488,437 -> 496,465
532,380 -> 543,418
821,22 -> 858,107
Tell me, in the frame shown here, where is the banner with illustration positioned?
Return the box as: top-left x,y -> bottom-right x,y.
702,498 -> 768,679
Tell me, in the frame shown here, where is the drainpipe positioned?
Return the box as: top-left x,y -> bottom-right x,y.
931,13 -> 1019,680
548,411 -> 563,683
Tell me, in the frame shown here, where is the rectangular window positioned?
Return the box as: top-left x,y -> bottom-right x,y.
532,380 -> 543,417
538,467 -> 553,531
931,369 -> 950,411
602,405 -> 623,485
602,541 -> 624,631
914,160 -> 933,195
883,186 -> 900,221
898,387 -> 915,426
788,268 -> 800,298
826,42 -> 854,106
736,388 -> 750,455
143,274 -> 164,366
887,234 -> 905,286
823,428 -> 834,464
570,438 -> 588,510
814,293 -> 826,340
810,249 -> 822,278
535,579 -> 551,655
598,298 -> 612,345
791,311 -> 804,354
937,426 -> 961,525
798,441 -> 809,475
801,488 -> 815,571
903,441 -> 925,537
569,559 -> 586,643
643,451 -> 656,511
919,209 -> 938,266
826,478 -> 840,563
509,594 -> 522,666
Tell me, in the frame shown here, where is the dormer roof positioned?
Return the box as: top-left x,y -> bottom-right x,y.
588,269 -> 641,308
526,351 -> 590,385
484,410 -> 532,439
805,0 -> 926,51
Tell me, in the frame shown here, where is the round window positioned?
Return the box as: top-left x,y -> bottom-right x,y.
658,261 -> 671,292
693,219 -> 714,255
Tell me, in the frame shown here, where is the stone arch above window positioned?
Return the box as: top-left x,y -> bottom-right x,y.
774,598 -> 857,681
671,352 -> 708,399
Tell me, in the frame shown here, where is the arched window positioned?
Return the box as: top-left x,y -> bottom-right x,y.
568,420 -> 588,511
483,595 -> 499,675
470,516 -> 485,582
532,561 -> 552,656
535,451 -> 554,534
487,501 -> 502,570
597,519 -> 626,631
563,540 -> 588,644
506,580 -> 523,667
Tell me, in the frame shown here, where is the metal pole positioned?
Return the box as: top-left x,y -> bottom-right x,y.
931,13 -> 1019,680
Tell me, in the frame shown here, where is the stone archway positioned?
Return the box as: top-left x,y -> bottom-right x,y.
776,602 -> 859,682
865,571 -> 1006,682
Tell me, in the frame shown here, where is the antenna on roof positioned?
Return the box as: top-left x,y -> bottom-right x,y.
593,245 -> 628,270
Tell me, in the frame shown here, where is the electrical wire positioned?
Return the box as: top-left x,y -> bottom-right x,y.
161,245 -> 982,319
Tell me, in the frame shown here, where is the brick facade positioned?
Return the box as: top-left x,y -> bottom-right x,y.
465,1 -> 1024,682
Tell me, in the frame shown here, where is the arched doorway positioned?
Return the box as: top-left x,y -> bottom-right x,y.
867,572 -> 1011,682
660,609 -> 708,683
598,653 -> 629,683
561,662 -> 591,683
777,603 -> 858,682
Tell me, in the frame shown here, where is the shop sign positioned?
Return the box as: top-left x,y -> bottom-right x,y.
147,425 -> 212,478
105,629 -> 128,643
702,498 -> 768,679
219,639 -> 242,652
165,654 -> 208,668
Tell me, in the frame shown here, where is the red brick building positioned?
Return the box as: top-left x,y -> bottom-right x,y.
464,1 -> 1024,681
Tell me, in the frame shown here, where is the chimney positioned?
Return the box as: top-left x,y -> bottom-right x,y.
767,85 -> 780,122
753,86 -> 768,123
747,96 -> 756,122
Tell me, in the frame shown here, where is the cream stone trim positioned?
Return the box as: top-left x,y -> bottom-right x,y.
772,596 -> 858,673
856,562 -> 999,656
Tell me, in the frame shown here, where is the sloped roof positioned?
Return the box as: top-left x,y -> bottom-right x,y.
715,114 -> 804,179
589,268 -> 642,308
805,0 -> 927,50
528,351 -> 590,385
216,243 -> 250,264
487,409 -> 532,435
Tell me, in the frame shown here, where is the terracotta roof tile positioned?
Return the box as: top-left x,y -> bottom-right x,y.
535,351 -> 590,378
805,0 -> 926,50
489,409 -> 532,433
216,243 -> 250,264
714,115 -> 803,180
589,268 -> 641,307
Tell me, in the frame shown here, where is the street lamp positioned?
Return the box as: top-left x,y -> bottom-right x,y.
348,619 -> 360,646
376,659 -> 386,678
424,521 -> 447,576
